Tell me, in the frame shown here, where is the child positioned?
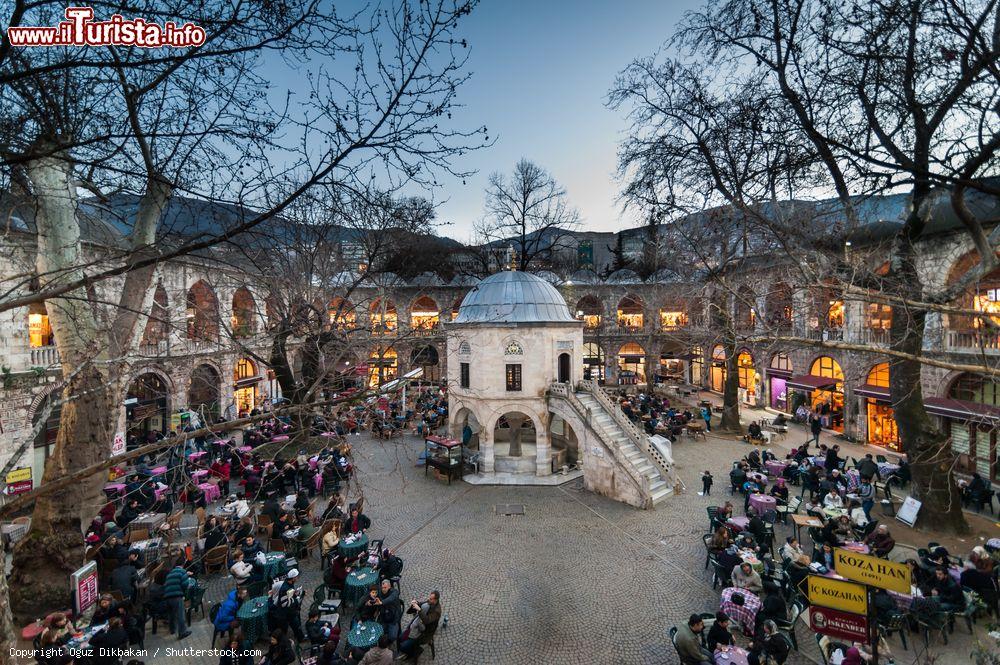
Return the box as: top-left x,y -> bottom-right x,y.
701,470 -> 713,496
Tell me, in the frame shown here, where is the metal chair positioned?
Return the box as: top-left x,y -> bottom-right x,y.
773,599 -> 804,650
878,612 -> 908,650
915,609 -> 949,647
703,533 -> 715,570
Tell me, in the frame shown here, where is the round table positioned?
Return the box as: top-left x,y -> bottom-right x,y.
343,567 -> 379,605
262,552 -> 287,580
763,460 -> 788,476
237,595 -> 269,645
346,620 -> 383,650
714,646 -> 750,665
748,493 -> 776,515
339,533 -> 369,559
739,551 -> 765,574
840,541 -> 870,555
725,516 -> 750,532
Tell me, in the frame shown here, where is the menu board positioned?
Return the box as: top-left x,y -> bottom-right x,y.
72,561 -> 99,615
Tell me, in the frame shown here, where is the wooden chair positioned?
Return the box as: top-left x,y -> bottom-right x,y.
203,545 -> 230,574
268,538 -> 286,552
195,507 -> 207,528
129,527 -> 151,543
256,514 -> 273,538
301,530 -> 322,561
163,511 -> 184,542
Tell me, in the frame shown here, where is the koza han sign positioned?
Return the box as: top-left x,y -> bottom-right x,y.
834,548 -> 911,594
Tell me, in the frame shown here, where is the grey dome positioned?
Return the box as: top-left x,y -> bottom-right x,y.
566,269 -> 600,285
607,268 -> 640,284
453,271 -> 575,324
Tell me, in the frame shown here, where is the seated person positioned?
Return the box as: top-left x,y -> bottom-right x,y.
748,620 -> 789,665
241,535 -> 264,560
929,567 -> 965,612
305,609 -> 339,646
821,515 -> 852,546
732,562 -> 763,595
90,594 -> 126,626
747,423 -> 763,441
821,490 -> 844,510
863,525 -> 896,558
378,548 -> 403,581
342,505 -> 371,534
116,499 -> 142,528
706,612 -> 735,652
848,500 -> 868,529
223,494 -> 251,519
709,527 -> 732,552
813,543 -> 836,570
229,549 -> 254,584
746,515 -> 769,544
674,614 -> 713,665
736,532 -> 759,553
758,591 -> 787,625
768,479 -> 789,504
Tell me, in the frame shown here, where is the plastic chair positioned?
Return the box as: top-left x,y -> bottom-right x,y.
703,534 -> 715,570
878,612 -> 908,650
774,600 -> 804,650
185,585 -> 207,625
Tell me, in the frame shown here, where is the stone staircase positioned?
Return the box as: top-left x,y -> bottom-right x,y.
574,391 -> 673,506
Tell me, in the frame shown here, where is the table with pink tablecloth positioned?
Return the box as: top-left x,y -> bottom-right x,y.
748,493 -> 776,515
840,541 -> 870,554
238,446 -> 252,453
104,483 -> 126,497
720,586 -> 761,634
811,456 -> 826,468
314,473 -> 323,493
726,516 -> 750,532
191,469 -> 209,481
764,460 -> 788,476
198,482 -> 221,503
188,451 -> 207,462
150,466 -> 168,476
271,435 -> 290,443
714,646 -> 750,665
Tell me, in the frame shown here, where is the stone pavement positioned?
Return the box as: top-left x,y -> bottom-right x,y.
18,421 -> 980,664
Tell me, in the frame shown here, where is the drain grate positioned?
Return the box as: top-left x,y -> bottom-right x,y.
495,504 -> 525,516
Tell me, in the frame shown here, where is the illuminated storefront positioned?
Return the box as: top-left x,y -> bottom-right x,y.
233,357 -> 260,415
856,363 -> 899,451
736,350 -> 757,404
766,353 -> 792,412
617,342 -> 645,384
709,345 -> 726,393
28,302 -> 53,348
410,296 -> 440,330
616,296 -> 644,330
368,347 -> 398,387
787,356 -> 844,431
583,342 -> 605,383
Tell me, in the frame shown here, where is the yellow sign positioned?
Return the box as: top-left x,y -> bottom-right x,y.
5,467 -> 31,484
834,548 -> 911,593
806,575 -> 868,614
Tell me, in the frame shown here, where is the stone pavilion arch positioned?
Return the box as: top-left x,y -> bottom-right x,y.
450,404 -> 481,451
489,409 -> 544,475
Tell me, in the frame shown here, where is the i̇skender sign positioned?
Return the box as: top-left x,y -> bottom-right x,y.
806,575 -> 868,614
834,548 -> 911,593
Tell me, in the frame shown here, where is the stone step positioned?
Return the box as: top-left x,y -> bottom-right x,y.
651,486 -> 672,504
648,479 -> 667,492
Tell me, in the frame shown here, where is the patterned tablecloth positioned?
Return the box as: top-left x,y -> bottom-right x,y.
130,512 -> 166,533
191,469 -> 209,481
878,462 -> 900,476
720,586 -> 761,634
237,596 -> 269,645
714,646 -> 750,665
986,538 -> 1000,551
346,621 -> 383,649
339,533 -> 369,559
845,469 -> 861,491
1,522 -> 29,546
343,567 -> 379,605
262,551 -> 287,580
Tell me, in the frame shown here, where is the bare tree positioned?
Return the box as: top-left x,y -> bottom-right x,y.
475,158 -> 581,272
611,0 -> 1000,532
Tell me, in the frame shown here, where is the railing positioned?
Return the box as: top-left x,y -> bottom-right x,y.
137,340 -> 169,357
29,345 -> 59,367
947,330 -> 1000,352
806,327 -> 844,341
854,327 -> 891,346
547,381 -> 652,507
616,323 -> 645,333
578,378 -> 677,494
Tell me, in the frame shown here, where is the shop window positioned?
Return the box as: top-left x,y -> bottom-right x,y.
659,310 -> 688,330
949,373 -> 1000,407
28,302 -> 54,348
867,303 -> 892,330
827,300 -> 845,328
410,296 -> 440,330
505,364 -> 522,391
617,296 -> 644,329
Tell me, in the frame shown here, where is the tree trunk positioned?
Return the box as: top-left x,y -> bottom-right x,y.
720,339 -> 742,432
889,234 -> 968,534
0,557 -> 16,662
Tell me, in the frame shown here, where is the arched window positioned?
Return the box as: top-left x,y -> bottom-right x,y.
141,284 -> 169,347
867,363 -> 890,388
186,280 -> 220,341
659,301 -> 688,330
370,298 -> 397,334
576,295 -> 602,329
617,296 -> 644,330
231,287 -> 257,338
737,351 -> 757,396
328,297 -> 355,329
368,347 -> 398,387
28,302 -> 53,348
410,296 -> 440,330
504,340 -> 523,356
948,373 -> 1000,407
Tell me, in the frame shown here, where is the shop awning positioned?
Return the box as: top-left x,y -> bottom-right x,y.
923,397 -> 1000,423
764,367 -> 793,378
855,384 -> 890,400
621,355 -> 643,363
786,374 -> 838,392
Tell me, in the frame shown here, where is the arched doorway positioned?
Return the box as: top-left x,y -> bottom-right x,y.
370,298 -> 397,334
583,342 -> 605,383
410,345 -> 440,382
860,362 -> 898,451
617,342 -> 645,385
410,296 -> 440,331
188,364 -> 221,423
616,295 -> 644,330
368,347 -> 398,387
493,411 -> 537,473
232,287 -> 257,338
453,407 -> 480,450
737,350 -> 758,405
186,280 -> 220,341
558,353 -> 571,383
575,295 -> 602,329
126,373 -> 170,440
328,297 -> 355,329
548,413 -> 579,469
710,345 -> 727,393
233,358 -> 261,416
809,356 -> 844,431
767,353 -> 793,411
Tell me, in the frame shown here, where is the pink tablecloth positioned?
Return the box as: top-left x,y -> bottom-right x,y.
198,483 -> 221,503
747,471 -> 767,485
714,646 -> 750,665
764,460 -> 788,476
320,432 -> 337,438
271,435 -> 290,443
748,494 -> 776,515
191,469 -> 209,481
726,516 -> 750,532
314,473 -> 323,492
841,541 -> 870,554
150,466 -> 168,476
238,446 -> 252,453
104,483 -> 126,496
188,451 -> 207,462
154,486 -> 169,501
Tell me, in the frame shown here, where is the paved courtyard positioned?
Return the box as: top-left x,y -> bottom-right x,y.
88,419 -> 982,665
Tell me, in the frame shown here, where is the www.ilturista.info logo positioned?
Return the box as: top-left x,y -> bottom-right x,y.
7,7 -> 206,47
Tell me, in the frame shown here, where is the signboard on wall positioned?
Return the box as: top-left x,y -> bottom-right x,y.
111,432 -> 126,457
806,575 -> 868,614
834,548 -> 911,593
71,561 -> 99,615
809,606 -> 869,643
896,496 -> 922,528
4,467 -> 33,495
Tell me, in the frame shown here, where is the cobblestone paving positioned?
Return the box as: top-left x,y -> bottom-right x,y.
129,425 -> 977,665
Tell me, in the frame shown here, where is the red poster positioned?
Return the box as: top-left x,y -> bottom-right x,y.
809,606 -> 870,643
72,561 -> 99,615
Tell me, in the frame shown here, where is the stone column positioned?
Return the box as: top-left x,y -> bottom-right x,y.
535,416 -> 551,476
481,424 -> 495,474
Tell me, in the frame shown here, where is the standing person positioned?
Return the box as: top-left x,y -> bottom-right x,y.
162,560 -> 193,639
376,578 -> 401,642
857,477 -> 876,521
274,568 -> 305,641
701,470 -> 713,496
809,414 -> 822,448
701,406 -> 712,432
